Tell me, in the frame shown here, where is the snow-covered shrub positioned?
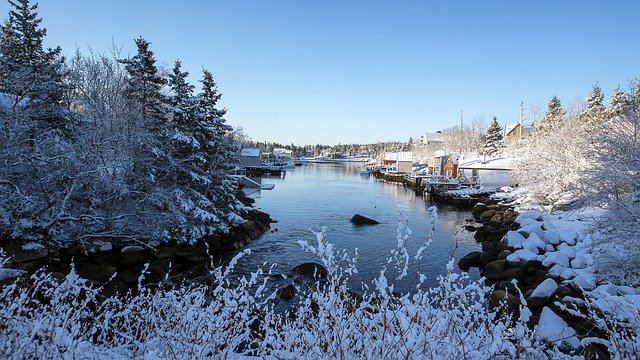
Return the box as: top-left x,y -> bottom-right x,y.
0,212 -> 585,359
590,201 -> 640,287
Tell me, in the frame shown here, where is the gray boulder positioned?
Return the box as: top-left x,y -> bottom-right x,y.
350,214 -> 380,225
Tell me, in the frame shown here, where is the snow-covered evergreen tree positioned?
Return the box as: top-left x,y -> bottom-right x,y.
481,116 -> 503,157
118,37 -> 167,131
196,69 -> 238,213
583,84 -> 606,127
608,86 -> 632,119
0,0 -> 66,121
535,96 -> 563,134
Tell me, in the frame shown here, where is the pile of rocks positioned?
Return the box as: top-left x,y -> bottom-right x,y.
460,202 -> 607,356
2,209 -> 274,295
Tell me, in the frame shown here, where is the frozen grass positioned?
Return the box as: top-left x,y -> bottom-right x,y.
0,210 -> 638,359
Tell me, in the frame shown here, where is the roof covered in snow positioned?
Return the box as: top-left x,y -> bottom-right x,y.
240,148 -> 261,157
421,132 -> 444,143
458,156 -> 513,170
504,123 -> 534,136
384,151 -> 412,162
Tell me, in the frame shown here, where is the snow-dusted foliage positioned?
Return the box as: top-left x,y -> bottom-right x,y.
588,81 -> 640,286
481,116 -> 503,156
510,114 -> 591,206
535,95 -> 564,134
0,2 -> 243,246
0,216 -> 584,359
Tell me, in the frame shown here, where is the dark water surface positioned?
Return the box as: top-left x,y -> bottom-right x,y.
228,163 -> 480,293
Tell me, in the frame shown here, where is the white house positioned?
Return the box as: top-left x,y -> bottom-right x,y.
457,156 -> 513,187
384,151 -> 413,173
238,148 -> 262,168
272,148 -> 293,159
420,132 -> 445,148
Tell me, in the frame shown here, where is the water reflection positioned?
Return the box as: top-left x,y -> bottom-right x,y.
228,162 -> 480,294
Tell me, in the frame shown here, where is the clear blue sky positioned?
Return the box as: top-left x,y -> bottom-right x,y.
2,1 -> 639,145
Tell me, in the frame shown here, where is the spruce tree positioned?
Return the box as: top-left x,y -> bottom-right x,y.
481,116 -> 503,157
118,37 -> 167,130
536,96 -> 563,134
583,84 -> 606,126
0,0 -> 66,119
608,86 -> 631,119
197,69 -> 237,210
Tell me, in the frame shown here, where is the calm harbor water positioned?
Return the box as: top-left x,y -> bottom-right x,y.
228,162 -> 480,293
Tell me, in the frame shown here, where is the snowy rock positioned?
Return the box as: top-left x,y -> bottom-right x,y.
548,264 -> 565,278
531,278 -> 558,298
528,279 -> 558,308
560,268 -> 577,280
21,242 -> 45,251
618,286 -> 638,295
506,249 -> 538,264
0,268 -> 26,282
530,233 -> 547,250
584,254 -> 595,267
558,231 -> 577,246
571,272 -> 596,290
505,230 -> 526,249
544,244 -> 555,252
516,210 -> 544,222
557,243 -> 576,259
543,230 -> 561,245
122,246 -> 145,254
542,252 -> 570,268
519,224 -> 545,239
536,307 -> 580,348
570,256 -> 587,269
593,284 -> 619,296
560,296 -> 585,305
521,237 -> 540,255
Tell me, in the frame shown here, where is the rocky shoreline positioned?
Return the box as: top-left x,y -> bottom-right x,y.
460,201 -> 608,358
1,205 -> 274,294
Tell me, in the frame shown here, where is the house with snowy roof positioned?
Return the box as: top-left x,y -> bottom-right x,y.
383,151 -> 413,173
238,148 -> 262,168
504,123 -> 534,143
457,156 -> 513,187
272,148 -> 293,159
420,132 -> 445,148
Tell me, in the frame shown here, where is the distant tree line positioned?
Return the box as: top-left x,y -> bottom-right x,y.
0,0 -> 243,247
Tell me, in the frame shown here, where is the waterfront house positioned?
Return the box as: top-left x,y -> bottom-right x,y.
443,153 -> 460,177
430,150 -> 447,175
383,151 -> 413,173
457,156 -> 513,187
238,148 -> 262,168
504,123 -> 534,143
273,148 -> 293,159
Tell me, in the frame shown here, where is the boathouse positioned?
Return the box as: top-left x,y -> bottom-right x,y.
457,156 -> 512,187
238,148 -> 262,168
383,151 -> 413,173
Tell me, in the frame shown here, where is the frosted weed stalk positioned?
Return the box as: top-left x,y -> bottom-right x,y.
0,208 -> 597,359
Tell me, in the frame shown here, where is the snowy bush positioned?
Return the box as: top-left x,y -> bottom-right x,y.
0,1 -> 244,247
0,213 -> 610,360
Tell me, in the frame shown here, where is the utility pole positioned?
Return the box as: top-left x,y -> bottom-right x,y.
519,101 -> 524,139
460,110 -> 464,129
